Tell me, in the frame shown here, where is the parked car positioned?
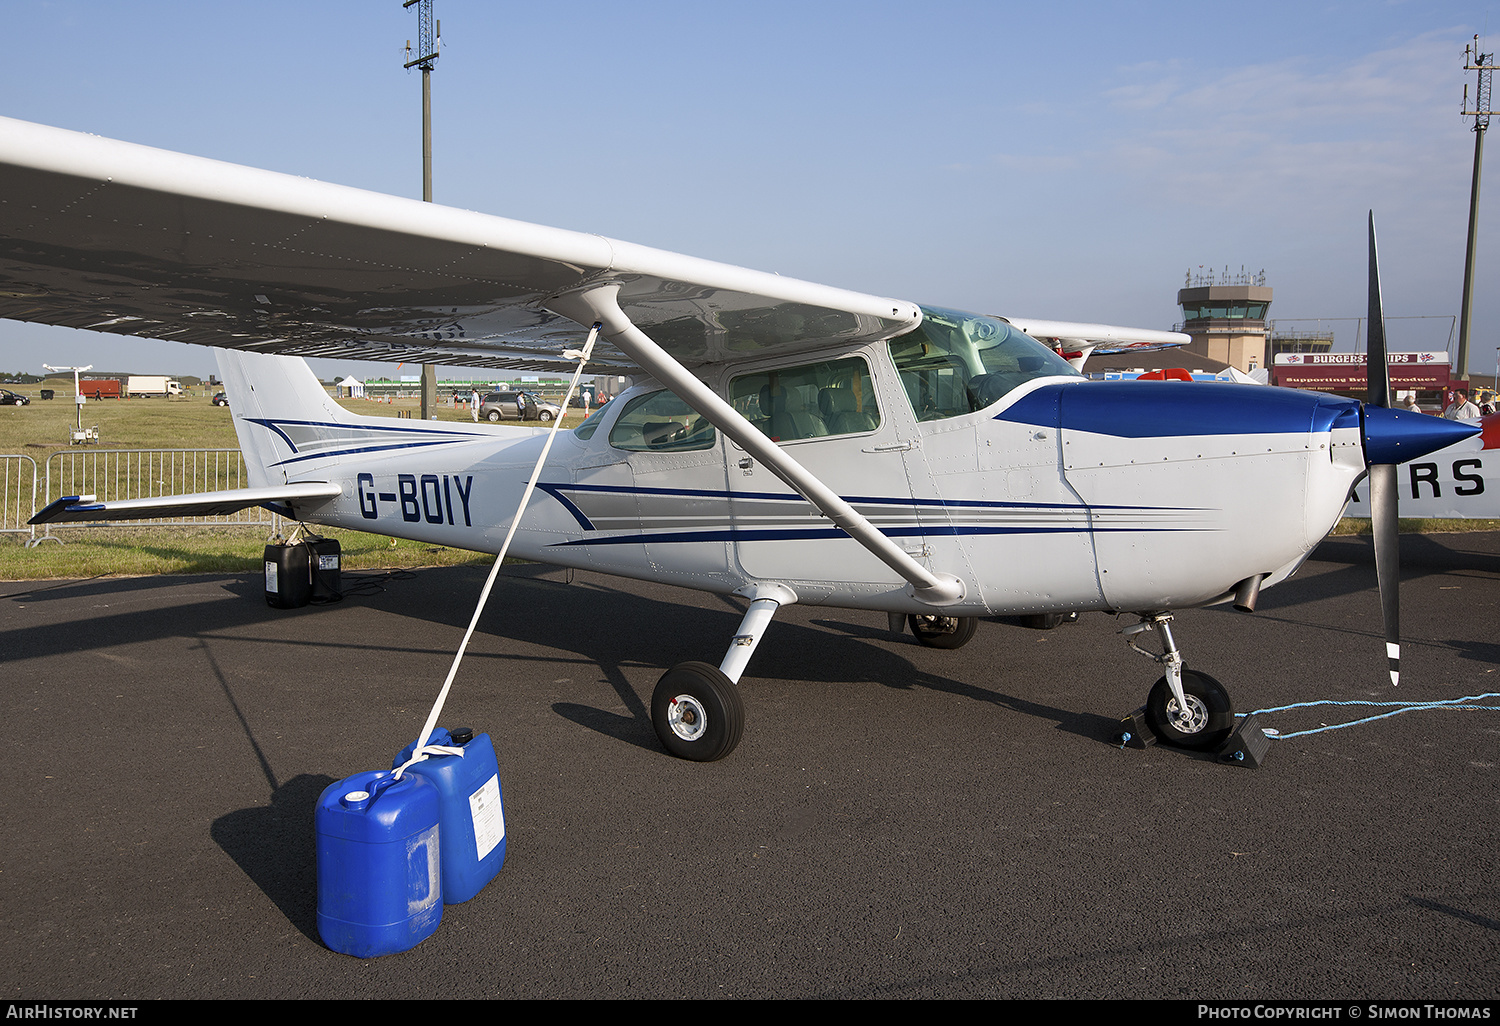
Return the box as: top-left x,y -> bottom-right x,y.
0,388 -> 30,406
211,392 -> 229,407
478,390 -> 560,423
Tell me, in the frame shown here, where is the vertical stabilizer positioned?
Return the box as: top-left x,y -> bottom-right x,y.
216,348 -> 354,487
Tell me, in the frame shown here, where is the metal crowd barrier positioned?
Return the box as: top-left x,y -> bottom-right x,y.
0,454 -> 39,545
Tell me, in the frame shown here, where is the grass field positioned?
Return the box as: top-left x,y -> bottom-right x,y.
0,378 -> 1491,581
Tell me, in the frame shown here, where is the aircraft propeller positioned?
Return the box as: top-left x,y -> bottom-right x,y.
1364,212 -> 1403,685
1357,212 -> 1479,685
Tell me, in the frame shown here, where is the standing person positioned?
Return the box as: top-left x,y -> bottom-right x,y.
515,392 -> 526,420
1445,389 -> 1481,419
471,388 -> 480,422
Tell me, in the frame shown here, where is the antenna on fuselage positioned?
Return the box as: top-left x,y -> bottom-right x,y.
403,0 -> 441,421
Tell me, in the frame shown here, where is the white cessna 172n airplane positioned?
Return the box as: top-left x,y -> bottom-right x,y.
0,116 -> 1478,761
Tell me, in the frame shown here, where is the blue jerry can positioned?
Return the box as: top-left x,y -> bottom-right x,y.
315,770 -> 442,957
393,726 -> 506,904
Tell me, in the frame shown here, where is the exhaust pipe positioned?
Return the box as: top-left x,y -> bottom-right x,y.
1233,574 -> 1264,613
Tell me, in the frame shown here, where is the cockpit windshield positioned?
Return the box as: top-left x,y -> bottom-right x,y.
888,306 -> 1080,422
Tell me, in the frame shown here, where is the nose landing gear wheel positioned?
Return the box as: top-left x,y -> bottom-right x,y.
651,661 -> 745,762
1145,670 -> 1233,750
907,614 -> 978,649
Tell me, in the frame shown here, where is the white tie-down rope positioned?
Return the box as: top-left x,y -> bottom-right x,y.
395,323 -> 602,777
392,744 -> 465,780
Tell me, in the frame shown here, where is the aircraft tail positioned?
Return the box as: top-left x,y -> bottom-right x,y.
216,348 -> 356,487
216,348 -> 499,488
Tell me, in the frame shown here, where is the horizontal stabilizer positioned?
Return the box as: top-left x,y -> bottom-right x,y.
30,483 -> 341,524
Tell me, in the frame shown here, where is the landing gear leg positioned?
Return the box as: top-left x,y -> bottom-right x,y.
1122,613 -> 1234,750
651,584 -> 795,762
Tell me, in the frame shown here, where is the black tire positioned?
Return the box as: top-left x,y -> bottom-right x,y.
486,409 -> 501,422
1145,670 -> 1234,750
538,410 -> 554,423
1020,613 -> 1064,630
651,662 -> 745,762
907,614 -> 978,649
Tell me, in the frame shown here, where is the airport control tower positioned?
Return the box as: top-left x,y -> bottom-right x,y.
1177,266 -> 1271,373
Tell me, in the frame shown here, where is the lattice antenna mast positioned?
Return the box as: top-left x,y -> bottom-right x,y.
402,0 -> 439,201
403,0 -> 441,417
1456,35 -> 1493,383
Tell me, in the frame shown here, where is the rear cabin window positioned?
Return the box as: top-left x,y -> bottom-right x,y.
729,357 -> 881,443
887,307 -> 1079,422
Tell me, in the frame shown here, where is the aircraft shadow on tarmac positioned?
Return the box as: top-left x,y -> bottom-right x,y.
7,562 -> 1124,754
482,573 -> 1122,753
1,573 -> 301,659
1208,535 -> 1500,668
1245,533 -> 1500,614
1315,532 -> 1500,575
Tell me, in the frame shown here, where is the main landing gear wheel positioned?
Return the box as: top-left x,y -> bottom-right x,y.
907,614 -> 978,649
1145,670 -> 1234,750
1020,612 -> 1077,630
651,661 -> 745,762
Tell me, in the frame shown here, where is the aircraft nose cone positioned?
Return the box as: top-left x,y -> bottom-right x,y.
1362,405 -> 1479,465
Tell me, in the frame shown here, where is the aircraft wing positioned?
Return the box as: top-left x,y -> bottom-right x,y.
999,317 -> 1189,370
0,117 -> 920,374
30,482 -> 342,524
1000,318 -> 1189,353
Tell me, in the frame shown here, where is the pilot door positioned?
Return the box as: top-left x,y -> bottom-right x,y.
578,388 -> 732,581
724,354 -> 912,588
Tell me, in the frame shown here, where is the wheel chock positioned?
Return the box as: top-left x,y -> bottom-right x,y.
1216,715 -> 1271,769
1117,707 -> 1157,749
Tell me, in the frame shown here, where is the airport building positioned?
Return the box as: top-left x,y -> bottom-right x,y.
1175,267 -> 1272,373
1268,328 -> 1334,362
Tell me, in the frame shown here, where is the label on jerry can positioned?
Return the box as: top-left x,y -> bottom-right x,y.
469,773 -> 505,861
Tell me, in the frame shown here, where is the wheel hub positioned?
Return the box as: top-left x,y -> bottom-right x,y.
1166,694 -> 1209,735
667,695 -> 708,741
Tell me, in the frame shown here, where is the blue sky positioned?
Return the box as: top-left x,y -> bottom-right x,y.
1,1 -> 1496,380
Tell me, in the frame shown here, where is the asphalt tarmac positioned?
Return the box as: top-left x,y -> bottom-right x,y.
3,533 -> 1499,1000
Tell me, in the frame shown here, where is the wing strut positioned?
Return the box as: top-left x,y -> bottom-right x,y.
547,285 -> 965,606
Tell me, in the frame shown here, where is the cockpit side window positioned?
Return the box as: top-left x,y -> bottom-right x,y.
572,403 -> 609,440
888,307 -> 1079,422
729,357 -> 881,443
607,390 -> 716,452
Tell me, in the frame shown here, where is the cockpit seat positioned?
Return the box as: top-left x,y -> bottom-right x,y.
818,387 -> 878,434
